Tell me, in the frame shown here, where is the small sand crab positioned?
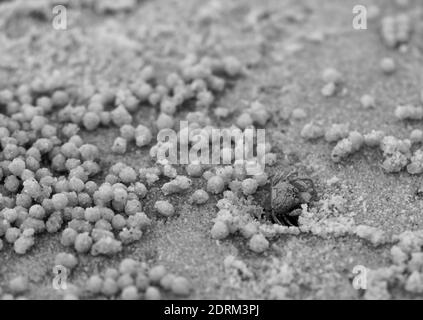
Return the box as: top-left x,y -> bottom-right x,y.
269,170 -> 317,226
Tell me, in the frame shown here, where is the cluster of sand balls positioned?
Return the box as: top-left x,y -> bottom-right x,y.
211,192 -> 270,253
0,125 -> 152,256
0,31 -> 281,298
3,0 -> 421,301
299,56 -> 423,175
300,120 -> 423,174
79,258 -> 191,300
301,122 -> 364,162
0,50 -> 247,256
364,230 -> 423,299
0,258 -> 192,300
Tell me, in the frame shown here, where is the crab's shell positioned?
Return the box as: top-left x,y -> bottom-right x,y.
271,181 -> 301,214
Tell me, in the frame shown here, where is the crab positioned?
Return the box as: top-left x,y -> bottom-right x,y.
268,170 -> 317,226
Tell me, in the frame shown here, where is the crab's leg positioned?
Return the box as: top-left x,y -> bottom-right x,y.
272,211 -> 294,227
271,211 -> 283,225
285,170 -> 298,180
280,214 -> 294,227
271,172 -> 285,186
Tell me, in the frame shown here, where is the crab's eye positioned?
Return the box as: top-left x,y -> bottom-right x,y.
292,178 -> 314,191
